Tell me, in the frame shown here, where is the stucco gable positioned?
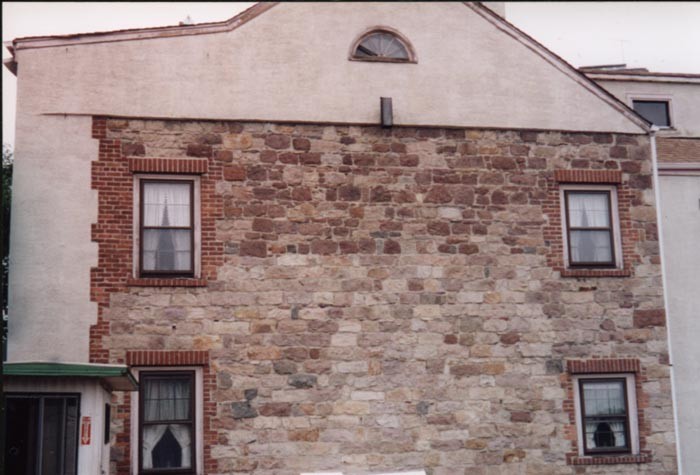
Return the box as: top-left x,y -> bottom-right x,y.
14,2 -> 647,134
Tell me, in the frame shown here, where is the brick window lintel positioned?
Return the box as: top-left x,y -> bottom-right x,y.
554,169 -> 622,184
126,350 -> 210,367
566,358 -> 641,374
128,157 -> 208,174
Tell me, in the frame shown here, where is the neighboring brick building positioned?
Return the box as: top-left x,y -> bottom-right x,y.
4,3 -> 679,475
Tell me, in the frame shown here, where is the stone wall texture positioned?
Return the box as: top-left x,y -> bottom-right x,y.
92,118 -> 677,474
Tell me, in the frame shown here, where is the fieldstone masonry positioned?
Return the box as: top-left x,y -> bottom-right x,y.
92,118 -> 676,474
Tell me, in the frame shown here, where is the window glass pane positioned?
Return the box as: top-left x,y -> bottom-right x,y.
585,420 -> 627,449
570,230 -> 612,263
143,377 -> 191,422
633,100 -> 670,127
64,398 -> 79,475
142,229 -> 192,271
143,182 -> 191,227
568,193 -> 610,227
41,398 -> 63,475
142,424 -> 192,470
583,380 -> 625,416
5,397 -> 40,475
356,32 -> 409,59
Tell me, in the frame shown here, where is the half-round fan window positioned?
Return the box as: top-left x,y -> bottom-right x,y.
351,29 -> 415,63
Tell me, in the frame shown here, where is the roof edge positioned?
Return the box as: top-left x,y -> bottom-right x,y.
11,2 -> 278,51
468,2 -> 651,134
585,71 -> 700,85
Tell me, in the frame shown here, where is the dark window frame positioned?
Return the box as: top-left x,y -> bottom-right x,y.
632,99 -> 671,128
349,28 -> 417,64
138,371 -> 196,475
139,178 -> 195,278
578,378 -> 632,456
564,189 -> 616,268
5,392 -> 81,475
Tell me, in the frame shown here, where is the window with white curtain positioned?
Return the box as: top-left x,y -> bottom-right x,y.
560,186 -> 622,268
139,179 -> 195,276
139,372 -> 195,473
573,374 -> 639,457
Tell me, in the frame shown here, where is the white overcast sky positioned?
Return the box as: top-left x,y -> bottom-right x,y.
3,2 -> 700,148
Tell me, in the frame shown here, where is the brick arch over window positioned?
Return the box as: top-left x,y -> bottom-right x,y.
349,26 -> 417,63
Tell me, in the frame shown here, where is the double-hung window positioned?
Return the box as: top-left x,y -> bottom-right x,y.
572,374 -> 639,456
560,185 -> 622,269
564,190 -> 615,266
139,371 -> 195,474
136,176 -> 199,278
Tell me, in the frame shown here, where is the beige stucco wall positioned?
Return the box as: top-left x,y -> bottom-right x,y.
659,174 -> 700,473
7,114 -> 98,362
14,3 -> 643,134
8,2 -> 646,364
596,79 -> 700,137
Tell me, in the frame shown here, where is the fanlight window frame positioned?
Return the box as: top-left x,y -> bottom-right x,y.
349,27 -> 417,64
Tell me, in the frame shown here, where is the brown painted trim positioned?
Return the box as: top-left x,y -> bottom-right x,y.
564,190 -> 616,268
138,179 -> 195,278
138,371 -> 196,475
578,378 -> 631,455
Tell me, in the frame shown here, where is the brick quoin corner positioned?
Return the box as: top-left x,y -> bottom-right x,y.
90,117 -> 676,474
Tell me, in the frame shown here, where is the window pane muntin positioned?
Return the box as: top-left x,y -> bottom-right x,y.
567,192 -> 611,228
570,230 -> 613,264
354,31 -> 410,60
632,100 -> 670,127
139,179 -> 194,276
139,372 -> 195,474
142,229 -> 192,272
565,190 -> 616,266
143,377 -> 192,422
143,182 -> 191,227
579,378 -> 631,454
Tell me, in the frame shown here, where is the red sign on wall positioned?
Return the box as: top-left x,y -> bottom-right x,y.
81,416 -> 91,445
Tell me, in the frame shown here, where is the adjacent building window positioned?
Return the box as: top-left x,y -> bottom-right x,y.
632,100 -> 671,128
351,29 -> 415,62
5,394 -> 80,475
139,371 -> 195,473
136,177 -> 199,278
573,374 -> 639,457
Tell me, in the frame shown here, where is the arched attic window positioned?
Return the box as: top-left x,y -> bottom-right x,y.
350,27 -> 416,63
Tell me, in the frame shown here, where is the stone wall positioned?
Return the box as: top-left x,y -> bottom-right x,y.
93,118 -> 676,474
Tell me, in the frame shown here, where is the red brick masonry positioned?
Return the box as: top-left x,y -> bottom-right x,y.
563,358 -> 651,465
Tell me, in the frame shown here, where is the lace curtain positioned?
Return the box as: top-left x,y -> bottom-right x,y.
583,381 -> 627,449
142,377 -> 192,469
142,182 -> 192,271
568,193 -> 612,263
